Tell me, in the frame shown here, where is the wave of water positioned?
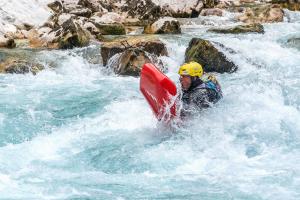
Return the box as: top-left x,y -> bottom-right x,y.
0,12 -> 300,200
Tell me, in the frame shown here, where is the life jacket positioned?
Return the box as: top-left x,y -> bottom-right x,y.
197,75 -> 223,100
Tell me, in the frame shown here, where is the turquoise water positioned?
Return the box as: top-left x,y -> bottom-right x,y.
0,12 -> 300,199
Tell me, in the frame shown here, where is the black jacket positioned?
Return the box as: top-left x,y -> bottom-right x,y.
181,78 -> 221,117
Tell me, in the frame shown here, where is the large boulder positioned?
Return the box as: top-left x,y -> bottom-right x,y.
90,14 -> 126,35
236,4 -> 284,23
143,17 -> 181,34
0,58 -> 44,75
0,36 -> 16,48
109,48 -> 165,76
29,18 -> 90,49
101,36 -> 168,65
208,23 -> 264,34
57,18 -> 90,49
185,38 -> 237,73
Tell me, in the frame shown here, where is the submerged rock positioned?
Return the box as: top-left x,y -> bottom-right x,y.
236,4 -> 284,23
101,36 -> 168,66
111,48 -> 165,76
143,17 -> 181,34
185,38 -> 237,73
286,37 -> 300,50
0,58 -> 44,75
208,23 -> 264,34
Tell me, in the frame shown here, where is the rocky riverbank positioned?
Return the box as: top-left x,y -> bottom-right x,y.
0,0 -> 299,75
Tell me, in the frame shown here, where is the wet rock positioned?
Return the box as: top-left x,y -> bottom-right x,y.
0,58 -> 44,75
286,37 -> 300,50
0,36 -> 16,48
236,4 -> 284,23
101,36 -> 168,66
111,48 -> 165,76
208,23 -> 264,34
200,8 -> 223,16
143,17 -> 181,34
185,38 -> 237,73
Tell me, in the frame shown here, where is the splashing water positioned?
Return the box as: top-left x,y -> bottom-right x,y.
0,13 -> 300,200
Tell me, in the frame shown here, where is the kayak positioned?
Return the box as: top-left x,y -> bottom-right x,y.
140,63 -> 177,122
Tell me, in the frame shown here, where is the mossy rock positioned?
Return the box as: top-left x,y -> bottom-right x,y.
95,23 -> 126,35
185,38 -> 237,73
208,23 -> 264,34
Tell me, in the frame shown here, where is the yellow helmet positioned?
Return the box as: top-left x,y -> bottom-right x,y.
178,61 -> 203,77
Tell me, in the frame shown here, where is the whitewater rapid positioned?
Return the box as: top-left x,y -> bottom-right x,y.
0,10 -> 300,200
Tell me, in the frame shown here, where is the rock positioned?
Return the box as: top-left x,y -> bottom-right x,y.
236,4 -> 284,23
286,37 -> 300,50
0,36 -> 16,48
110,48 -> 165,76
91,12 -> 125,24
203,0 -> 218,8
57,13 -> 75,26
185,38 -> 237,73
29,18 -> 90,49
151,0 -> 204,17
0,58 -> 44,75
92,22 -> 126,35
78,0 -> 107,13
48,1 -> 64,14
57,18 -> 90,49
200,8 -> 223,16
70,8 -> 92,17
101,36 -> 168,66
143,17 -> 181,34
208,23 -> 265,34
272,0 -> 300,11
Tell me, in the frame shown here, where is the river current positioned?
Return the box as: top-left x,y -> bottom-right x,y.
0,11 -> 300,200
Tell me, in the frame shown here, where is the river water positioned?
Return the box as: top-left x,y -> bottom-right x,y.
0,11 -> 300,200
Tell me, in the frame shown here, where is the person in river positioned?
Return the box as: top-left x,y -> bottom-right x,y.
178,61 -> 223,117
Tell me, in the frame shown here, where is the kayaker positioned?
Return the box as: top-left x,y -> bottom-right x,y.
178,61 -> 222,117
